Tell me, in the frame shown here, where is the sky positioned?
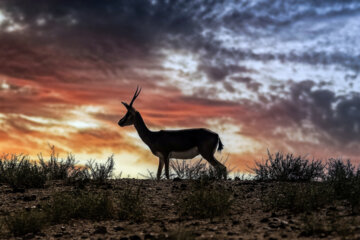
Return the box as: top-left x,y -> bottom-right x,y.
0,0 -> 359,177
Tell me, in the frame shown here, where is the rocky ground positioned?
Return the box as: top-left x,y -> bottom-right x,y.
0,179 -> 359,240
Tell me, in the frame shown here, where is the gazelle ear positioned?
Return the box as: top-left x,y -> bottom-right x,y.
122,102 -> 130,109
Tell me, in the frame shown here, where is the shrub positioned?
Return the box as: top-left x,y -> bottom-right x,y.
261,182 -> 332,213
4,210 -> 47,237
253,151 -> 325,181
178,182 -> 233,220
117,186 -> 144,222
45,191 -> 114,223
85,155 -> 114,184
326,158 -> 360,213
38,146 -> 78,181
0,154 -> 47,189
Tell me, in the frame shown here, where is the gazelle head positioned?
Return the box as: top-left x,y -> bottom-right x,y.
118,86 -> 141,127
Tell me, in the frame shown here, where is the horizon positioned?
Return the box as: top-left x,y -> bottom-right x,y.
1,1 -> 360,177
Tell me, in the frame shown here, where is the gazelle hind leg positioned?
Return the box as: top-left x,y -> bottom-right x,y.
199,138 -> 227,179
200,152 -> 227,179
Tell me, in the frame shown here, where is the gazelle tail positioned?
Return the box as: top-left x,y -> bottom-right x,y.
217,137 -> 224,152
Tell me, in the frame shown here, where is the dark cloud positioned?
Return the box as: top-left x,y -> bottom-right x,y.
264,80 -> 360,144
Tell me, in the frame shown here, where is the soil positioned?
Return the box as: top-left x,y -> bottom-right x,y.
0,179 -> 359,240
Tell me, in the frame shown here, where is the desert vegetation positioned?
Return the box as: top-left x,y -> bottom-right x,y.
1,150 -> 360,239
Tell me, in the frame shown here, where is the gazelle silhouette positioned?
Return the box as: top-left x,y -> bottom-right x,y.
118,87 -> 227,180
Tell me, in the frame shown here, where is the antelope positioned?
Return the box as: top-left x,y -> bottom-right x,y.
118,87 -> 227,180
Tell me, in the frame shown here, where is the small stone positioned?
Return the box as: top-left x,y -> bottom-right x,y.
24,233 -> 35,239
114,226 -> 125,231
144,233 -> 156,240
234,176 -> 241,181
173,177 -> 182,182
23,195 -> 37,202
227,232 -> 236,236
180,183 -> 187,189
54,233 -> 63,238
12,188 -> 25,193
129,235 -> 141,240
232,220 -> 240,225
260,217 -> 269,223
247,223 -> 254,228
93,226 -> 107,234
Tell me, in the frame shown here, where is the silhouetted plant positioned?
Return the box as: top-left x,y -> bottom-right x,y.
4,210 -> 47,237
253,150 -> 325,181
326,158 -> 360,213
38,146 -> 79,181
178,182 -> 233,220
117,185 -> 145,222
85,155 -> 114,184
261,182 -> 333,213
0,154 -> 47,189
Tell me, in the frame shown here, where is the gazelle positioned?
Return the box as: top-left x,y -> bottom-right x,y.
118,87 -> 227,180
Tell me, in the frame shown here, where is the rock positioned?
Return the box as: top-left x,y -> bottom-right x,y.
24,233 -> 35,239
232,220 -> 240,225
260,217 -> 269,223
93,226 -> 107,234
114,226 -> 125,231
173,177 -> 182,182
54,233 -> 63,238
234,176 -> 241,181
144,233 -> 156,239
12,188 -> 25,193
227,232 -> 236,236
61,226 -> 66,231
129,235 -> 141,240
23,194 -> 37,201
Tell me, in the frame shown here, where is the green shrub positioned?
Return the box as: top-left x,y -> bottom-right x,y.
178,182 -> 233,220
117,186 -> 144,222
45,191 -> 114,223
253,151 -> 325,181
261,182 -> 332,213
4,210 -> 47,237
0,154 -> 47,189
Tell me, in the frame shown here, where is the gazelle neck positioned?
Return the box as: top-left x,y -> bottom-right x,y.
134,111 -> 153,146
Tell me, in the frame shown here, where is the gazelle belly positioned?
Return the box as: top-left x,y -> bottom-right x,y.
169,147 -> 199,159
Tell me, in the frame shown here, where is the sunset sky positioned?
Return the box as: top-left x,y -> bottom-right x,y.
0,1 -> 360,177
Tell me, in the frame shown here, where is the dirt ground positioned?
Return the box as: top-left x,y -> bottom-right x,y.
1,179 -> 359,240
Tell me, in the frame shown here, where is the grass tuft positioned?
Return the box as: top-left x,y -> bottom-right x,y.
45,191 -> 115,223
117,185 -> 145,222
4,210 -> 47,237
178,182 -> 233,220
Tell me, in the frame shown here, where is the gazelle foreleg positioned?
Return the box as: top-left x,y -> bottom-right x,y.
164,154 -> 170,179
157,157 -> 164,180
